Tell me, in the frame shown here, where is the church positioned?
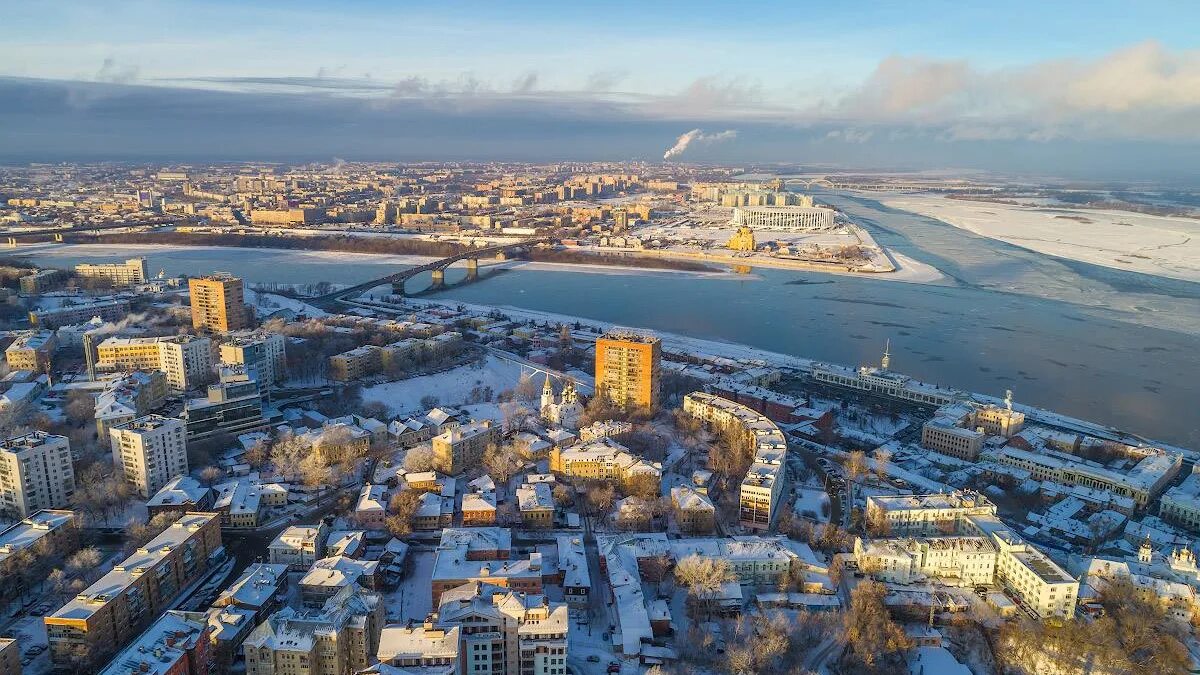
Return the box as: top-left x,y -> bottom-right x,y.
541,375 -> 584,430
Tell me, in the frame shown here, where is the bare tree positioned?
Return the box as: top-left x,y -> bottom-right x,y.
843,581 -> 910,670
874,447 -> 892,480
403,444 -> 435,472
845,450 -> 868,483
514,371 -> 540,402
385,490 -> 422,537
199,465 -> 224,486
269,433 -> 310,480
499,401 -> 536,434
483,444 -> 523,484
675,555 -> 736,619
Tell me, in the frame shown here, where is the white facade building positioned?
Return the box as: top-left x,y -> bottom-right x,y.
220,331 -> 287,388
109,415 -> 188,498
0,431 -> 75,517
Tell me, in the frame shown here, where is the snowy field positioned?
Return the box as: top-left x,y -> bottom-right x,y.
245,288 -> 328,317
360,355 -> 527,416
882,194 -> 1200,283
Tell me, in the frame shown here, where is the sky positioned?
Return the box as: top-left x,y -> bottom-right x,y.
3,0 -> 1200,179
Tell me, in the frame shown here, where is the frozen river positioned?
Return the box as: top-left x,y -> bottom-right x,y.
15,192 -> 1200,447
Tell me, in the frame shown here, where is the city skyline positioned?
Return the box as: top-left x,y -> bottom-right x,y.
3,1 -> 1200,179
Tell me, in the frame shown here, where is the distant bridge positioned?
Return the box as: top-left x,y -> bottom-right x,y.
0,221 -> 173,245
310,238 -> 545,309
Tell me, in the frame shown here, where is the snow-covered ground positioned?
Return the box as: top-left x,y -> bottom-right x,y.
883,194 -> 1200,283
245,288 -> 328,317
385,550 -> 436,623
360,355 -> 527,416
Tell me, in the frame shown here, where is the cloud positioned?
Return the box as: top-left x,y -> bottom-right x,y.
95,57 -> 139,84
511,71 -> 538,94
662,128 -> 737,160
3,76 -> 1198,180
820,41 -> 1200,141
825,128 -> 875,144
585,69 -> 628,92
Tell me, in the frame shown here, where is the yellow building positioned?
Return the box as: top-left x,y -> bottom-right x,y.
5,330 -> 57,372
189,274 -> 250,332
727,225 -> 756,251
594,331 -> 660,411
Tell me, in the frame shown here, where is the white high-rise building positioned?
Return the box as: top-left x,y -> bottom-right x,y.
109,415 -> 188,498
0,431 -> 75,517
219,331 -> 286,388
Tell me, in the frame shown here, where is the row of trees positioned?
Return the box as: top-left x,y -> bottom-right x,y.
998,577 -> 1191,675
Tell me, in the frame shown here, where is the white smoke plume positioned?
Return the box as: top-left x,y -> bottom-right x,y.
662,128 -> 737,160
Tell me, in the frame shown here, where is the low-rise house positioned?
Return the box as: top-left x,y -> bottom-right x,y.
356,483 -> 390,529
671,486 -> 717,534
299,555 -> 381,607
268,523 -> 328,569
212,562 -> 290,620
462,491 -> 498,526
146,475 -> 213,518
211,478 -> 263,528
516,482 -> 554,528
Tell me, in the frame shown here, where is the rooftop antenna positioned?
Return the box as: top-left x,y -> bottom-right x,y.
881,339 -> 891,370
1004,389 -> 1013,411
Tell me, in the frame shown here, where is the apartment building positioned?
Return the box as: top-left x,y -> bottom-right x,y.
683,392 -> 787,530
853,536 -> 997,586
109,415 -> 188,499
0,509 -> 79,601
74,257 -> 149,286
220,331 -> 286,388
432,420 -> 498,476
146,475 -> 213,518
189,274 -> 250,332
594,331 -> 660,411
865,492 -> 999,537
30,297 -> 130,328
94,370 -> 169,442
0,431 -> 75,518
298,556 -> 380,607
548,437 -> 662,491
242,584 -> 383,675
45,512 -> 222,667
19,268 -> 64,295
329,345 -> 381,382
212,562 -> 290,621
430,528 -> 550,604
95,335 -> 213,390
5,330 -> 56,372
516,482 -> 555,528
864,492 -> 1079,619
374,623 -> 460,674
96,610 -> 212,675
388,581 -> 569,675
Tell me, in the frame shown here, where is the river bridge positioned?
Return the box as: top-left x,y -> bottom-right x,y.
310,237 -> 544,309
